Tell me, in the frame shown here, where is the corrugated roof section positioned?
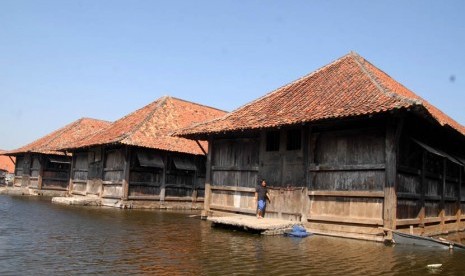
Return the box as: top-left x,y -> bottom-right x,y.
175,52 -> 465,138
4,118 -> 112,156
64,96 -> 227,155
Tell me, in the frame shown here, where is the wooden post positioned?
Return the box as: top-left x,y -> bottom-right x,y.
301,126 -> 311,222
37,155 -> 44,191
192,156 -> 198,203
384,118 -> 403,238
440,158 -> 446,231
68,154 -> 75,195
121,146 -> 131,200
419,151 -> 427,227
160,153 -> 167,203
99,146 -> 106,198
202,137 -> 214,218
457,166 -> 462,228
23,154 -> 31,188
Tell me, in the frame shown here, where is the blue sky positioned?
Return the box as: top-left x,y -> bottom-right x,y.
0,0 -> 464,150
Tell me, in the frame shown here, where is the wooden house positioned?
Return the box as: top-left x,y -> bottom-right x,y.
61,96 -> 226,208
175,52 -> 465,242
2,118 -> 111,196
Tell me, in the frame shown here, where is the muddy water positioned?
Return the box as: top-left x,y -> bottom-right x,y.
1,196 -> 464,275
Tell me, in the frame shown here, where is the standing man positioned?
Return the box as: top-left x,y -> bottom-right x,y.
255,179 -> 271,219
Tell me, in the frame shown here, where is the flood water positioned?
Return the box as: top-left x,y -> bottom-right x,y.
1,196 -> 465,276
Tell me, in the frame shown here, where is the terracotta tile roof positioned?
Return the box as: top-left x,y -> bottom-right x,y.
176,52 -> 465,138
0,150 -> 15,173
4,118 -> 112,156
64,96 -> 227,155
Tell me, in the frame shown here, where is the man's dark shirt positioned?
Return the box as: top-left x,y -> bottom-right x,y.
256,185 -> 268,201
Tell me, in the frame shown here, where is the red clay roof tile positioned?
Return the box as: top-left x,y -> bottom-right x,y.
176,52 -> 465,137
0,150 -> 15,173
65,96 -> 226,155
4,118 -> 111,155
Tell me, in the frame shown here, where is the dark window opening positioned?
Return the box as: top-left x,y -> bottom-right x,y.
266,131 -> 280,152
286,129 -> 302,151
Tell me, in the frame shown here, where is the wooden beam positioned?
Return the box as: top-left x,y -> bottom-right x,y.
458,167 -> 463,225
121,146 -> 131,200
8,156 -> 15,165
308,163 -> 385,172
384,117 -> 403,233
195,140 -> 207,156
203,137 -> 213,215
211,166 -> 259,172
128,195 -> 161,200
99,146 -> 106,198
159,152 -> 167,202
440,158 -> 446,230
211,185 -> 255,193
419,151 -> 427,226
37,155 -> 44,191
307,132 -> 318,189
210,204 -> 256,215
68,154 -> 76,195
308,215 -> 384,226
308,190 -> 384,198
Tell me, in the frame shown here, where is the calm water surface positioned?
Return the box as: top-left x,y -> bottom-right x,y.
1,196 -> 465,275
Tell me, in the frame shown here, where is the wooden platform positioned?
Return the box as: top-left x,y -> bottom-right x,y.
208,215 -> 304,235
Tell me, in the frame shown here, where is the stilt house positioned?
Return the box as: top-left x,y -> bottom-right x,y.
2,118 -> 111,196
62,96 -> 226,208
176,52 -> 465,241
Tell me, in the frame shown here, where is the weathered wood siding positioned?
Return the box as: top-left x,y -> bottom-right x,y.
165,154 -> 199,198
211,138 -> 259,188
260,129 -> 305,187
70,151 -> 89,194
41,155 -> 70,190
209,137 -> 259,212
87,147 -> 104,195
102,148 -> 124,199
29,155 -> 41,188
308,127 -> 385,229
128,148 -> 163,198
14,155 -> 26,187
397,146 -> 464,224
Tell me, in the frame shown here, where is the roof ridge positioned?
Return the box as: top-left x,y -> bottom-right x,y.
11,119 -> 80,154
351,52 -> 420,106
229,53 -> 356,115
41,118 -> 91,151
118,96 -> 169,142
79,117 -> 112,124
167,96 -> 228,113
175,53 -> 357,133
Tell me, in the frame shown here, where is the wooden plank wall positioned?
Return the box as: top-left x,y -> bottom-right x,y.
397,137 -> 464,232
13,155 -> 25,187
102,148 -> 124,199
127,148 -> 205,201
211,138 -> 259,188
259,130 -> 305,188
29,155 -> 41,189
165,154 -> 197,198
307,127 -> 386,234
71,152 -> 89,195
41,155 -> 70,191
209,137 -> 259,213
87,147 -> 104,195
128,148 -> 163,199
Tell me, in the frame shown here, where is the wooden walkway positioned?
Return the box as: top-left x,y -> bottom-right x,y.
208,215 -> 303,235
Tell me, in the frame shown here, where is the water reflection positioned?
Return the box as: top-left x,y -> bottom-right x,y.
1,196 -> 465,275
